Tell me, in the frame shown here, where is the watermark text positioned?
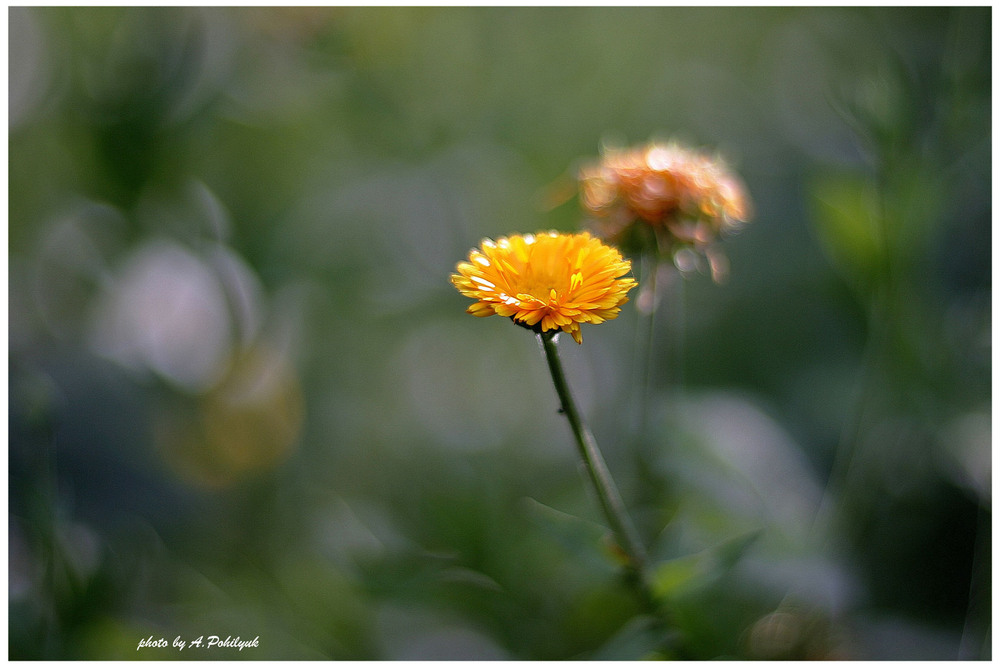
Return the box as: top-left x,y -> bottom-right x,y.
137,635 -> 259,652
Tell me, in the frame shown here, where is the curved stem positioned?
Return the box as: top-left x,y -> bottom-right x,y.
539,332 -> 652,597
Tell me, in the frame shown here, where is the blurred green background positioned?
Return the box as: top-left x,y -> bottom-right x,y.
8,6 -> 991,660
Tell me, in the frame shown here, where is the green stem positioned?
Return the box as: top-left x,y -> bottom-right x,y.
539,331 -> 652,596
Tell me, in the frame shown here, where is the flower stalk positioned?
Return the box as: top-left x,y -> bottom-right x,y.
539,331 -> 652,599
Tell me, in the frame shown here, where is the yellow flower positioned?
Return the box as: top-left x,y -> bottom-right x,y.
579,141 -> 751,259
451,231 -> 637,344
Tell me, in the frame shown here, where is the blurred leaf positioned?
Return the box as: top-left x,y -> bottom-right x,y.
273,557 -> 375,658
810,173 -> 884,284
520,497 -> 615,572
651,529 -> 761,602
651,555 -> 701,600
435,565 -> 504,592
588,615 -> 672,660
74,616 -> 161,660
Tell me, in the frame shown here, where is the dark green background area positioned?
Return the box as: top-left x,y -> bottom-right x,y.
9,6 -> 990,660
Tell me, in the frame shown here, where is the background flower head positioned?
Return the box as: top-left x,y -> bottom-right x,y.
579,141 -> 752,279
451,231 -> 637,343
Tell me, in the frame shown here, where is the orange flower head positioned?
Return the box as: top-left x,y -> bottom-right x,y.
451,231 -> 637,344
579,141 -> 751,259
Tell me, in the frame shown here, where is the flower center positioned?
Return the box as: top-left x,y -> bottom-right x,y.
517,265 -> 564,302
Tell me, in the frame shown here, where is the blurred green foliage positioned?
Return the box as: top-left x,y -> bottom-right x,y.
9,6 -> 990,660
